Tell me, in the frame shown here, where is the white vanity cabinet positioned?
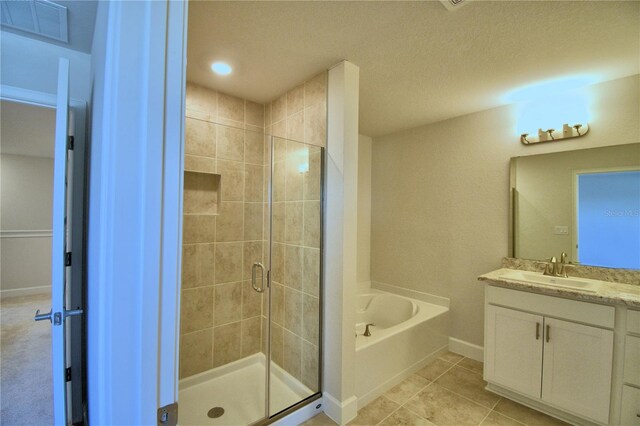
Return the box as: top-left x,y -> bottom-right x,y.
485,286 -> 615,425
621,309 -> 640,425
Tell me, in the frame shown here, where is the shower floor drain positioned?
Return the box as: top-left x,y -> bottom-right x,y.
207,407 -> 225,418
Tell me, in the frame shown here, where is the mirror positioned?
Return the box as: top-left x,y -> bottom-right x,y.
510,143 -> 640,269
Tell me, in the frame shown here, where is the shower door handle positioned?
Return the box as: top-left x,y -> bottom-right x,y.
252,262 -> 265,293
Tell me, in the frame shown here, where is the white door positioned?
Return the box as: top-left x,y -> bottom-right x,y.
33,58 -> 82,426
485,305 -> 543,398
541,317 -> 613,424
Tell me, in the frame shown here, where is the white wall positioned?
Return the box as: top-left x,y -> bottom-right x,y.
0,154 -> 54,293
0,31 -> 91,101
357,134 -> 372,284
371,75 -> 640,347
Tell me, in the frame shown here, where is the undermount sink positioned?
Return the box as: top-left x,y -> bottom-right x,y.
499,269 -> 599,293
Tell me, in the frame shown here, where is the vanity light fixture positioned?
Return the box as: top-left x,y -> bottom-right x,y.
520,123 -> 589,145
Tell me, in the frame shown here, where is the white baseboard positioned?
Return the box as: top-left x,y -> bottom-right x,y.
0,285 -> 50,299
323,393 -> 358,426
449,337 -> 484,362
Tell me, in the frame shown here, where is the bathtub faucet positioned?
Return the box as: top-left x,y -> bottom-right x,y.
364,323 -> 376,337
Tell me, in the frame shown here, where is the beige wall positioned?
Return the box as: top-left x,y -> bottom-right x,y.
180,83 -> 266,378
514,144 -> 640,262
371,74 -> 640,347
357,135 -> 372,284
0,154 -> 54,292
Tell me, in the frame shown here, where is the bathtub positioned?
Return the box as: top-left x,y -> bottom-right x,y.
355,289 -> 450,406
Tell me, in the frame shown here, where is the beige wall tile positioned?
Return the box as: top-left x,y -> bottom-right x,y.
183,215 -> 216,244
182,244 -> 197,289
270,322 -> 284,367
186,82 -> 217,120
244,164 -> 264,202
287,84 -> 304,116
302,340 -> 319,391
304,72 -> 327,108
284,287 -> 302,335
184,155 -> 216,174
242,280 -> 262,319
304,147 -> 322,201
214,282 -> 242,326
214,242 -> 243,284
185,117 -> 216,158
271,282 -> 284,325
180,329 -> 213,378
243,241 -> 263,281
213,322 -> 242,367
272,95 -> 286,124
304,102 -> 327,148
261,316 -> 268,354
302,294 -> 319,344
245,101 -> 264,127
181,287 -> 213,334
272,120 -> 286,139
285,202 -> 303,245
245,131 -> 265,165
265,104 -> 272,129
218,92 -> 244,123
195,243 -> 215,287
271,243 -> 285,284
303,201 -> 320,248
287,111 -> 304,142
283,329 -> 302,381
272,202 -> 285,243
244,202 -> 263,241
241,316 -> 262,357
184,171 -> 219,215
284,244 -> 303,290
218,160 -> 244,202
273,137 -> 287,162
302,247 -> 320,297
272,160 -> 286,202
216,202 -> 244,242
285,142 -> 305,201
217,125 -> 244,162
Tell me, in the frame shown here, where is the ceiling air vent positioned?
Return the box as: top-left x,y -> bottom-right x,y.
440,0 -> 470,12
1,0 -> 68,43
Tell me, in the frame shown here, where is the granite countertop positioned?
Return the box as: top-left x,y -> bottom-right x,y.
479,268 -> 640,308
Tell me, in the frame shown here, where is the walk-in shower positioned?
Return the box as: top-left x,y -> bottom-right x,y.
177,101 -> 324,425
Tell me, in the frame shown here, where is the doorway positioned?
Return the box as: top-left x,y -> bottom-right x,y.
177,111 -> 324,424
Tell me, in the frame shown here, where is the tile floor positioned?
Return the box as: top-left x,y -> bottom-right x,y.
301,352 -> 569,426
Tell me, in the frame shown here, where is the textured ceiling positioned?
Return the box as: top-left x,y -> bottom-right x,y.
187,1 -> 640,137
0,100 -> 55,158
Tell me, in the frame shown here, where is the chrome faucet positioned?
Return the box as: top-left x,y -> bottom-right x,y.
543,252 -> 569,278
364,323 -> 375,337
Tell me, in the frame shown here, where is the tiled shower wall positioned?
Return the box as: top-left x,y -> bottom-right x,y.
265,72 -> 327,391
180,82 -> 266,378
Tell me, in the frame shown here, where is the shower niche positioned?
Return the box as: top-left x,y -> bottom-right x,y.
183,171 -> 221,215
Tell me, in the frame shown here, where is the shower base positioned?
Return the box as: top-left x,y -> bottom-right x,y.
179,353 -> 311,425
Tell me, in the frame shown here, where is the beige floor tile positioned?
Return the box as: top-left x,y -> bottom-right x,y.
404,383 -> 491,426
300,412 -> 338,426
439,351 -> 464,364
385,374 -> 431,405
415,359 -> 455,381
493,399 -> 569,426
348,396 -> 399,426
480,411 -> 526,426
435,365 -> 500,408
379,407 -> 434,426
458,357 -> 484,375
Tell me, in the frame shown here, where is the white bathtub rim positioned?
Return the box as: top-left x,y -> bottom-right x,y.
355,290 -> 449,351
371,281 -> 450,308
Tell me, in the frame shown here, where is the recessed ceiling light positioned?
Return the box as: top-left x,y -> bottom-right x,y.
211,62 -> 232,76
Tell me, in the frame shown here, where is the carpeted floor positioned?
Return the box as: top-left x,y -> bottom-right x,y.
1,292 -> 53,426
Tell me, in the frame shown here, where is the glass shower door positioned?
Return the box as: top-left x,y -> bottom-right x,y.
267,137 -> 323,417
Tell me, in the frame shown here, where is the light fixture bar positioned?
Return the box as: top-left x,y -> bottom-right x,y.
520,123 -> 589,145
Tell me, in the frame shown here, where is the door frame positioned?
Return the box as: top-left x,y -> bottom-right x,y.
0,84 -> 88,424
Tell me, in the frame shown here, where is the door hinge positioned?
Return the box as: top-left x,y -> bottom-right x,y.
157,402 -> 178,426
66,367 -> 72,382
65,252 -> 72,266
67,136 -> 74,150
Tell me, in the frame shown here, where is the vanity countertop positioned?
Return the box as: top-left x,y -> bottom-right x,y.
479,268 -> 640,308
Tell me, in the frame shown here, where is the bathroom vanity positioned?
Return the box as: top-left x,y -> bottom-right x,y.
479,266 -> 640,426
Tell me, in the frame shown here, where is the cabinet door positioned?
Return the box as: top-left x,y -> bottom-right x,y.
621,385 -> 640,426
541,318 -> 613,424
485,305 -> 543,398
